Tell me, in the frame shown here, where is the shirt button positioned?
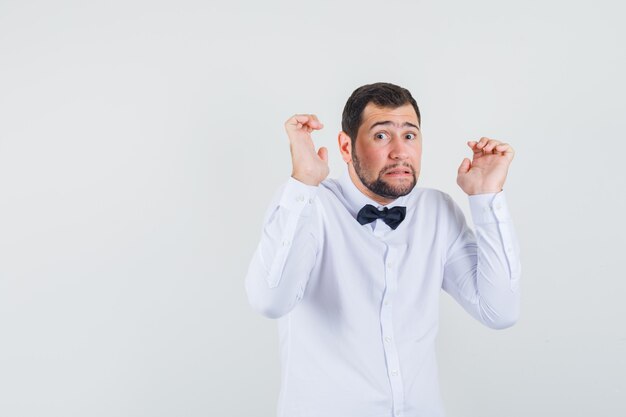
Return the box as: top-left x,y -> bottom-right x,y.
494,202 -> 502,210
296,195 -> 304,202
506,246 -> 512,252
391,369 -> 399,376
387,262 -> 393,269
384,300 -> 390,306
384,336 -> 392,343
282,240 -> 290,246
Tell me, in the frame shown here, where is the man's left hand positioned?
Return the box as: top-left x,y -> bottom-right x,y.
456,137 -> 515,195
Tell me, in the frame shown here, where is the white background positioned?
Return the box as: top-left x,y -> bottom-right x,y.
1,0 -> 624,416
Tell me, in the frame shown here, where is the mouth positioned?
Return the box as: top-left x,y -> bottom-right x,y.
384,167 -> 413,177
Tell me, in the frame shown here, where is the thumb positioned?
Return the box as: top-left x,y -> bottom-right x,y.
318,147 -> 328,162
457,157 -> 471,175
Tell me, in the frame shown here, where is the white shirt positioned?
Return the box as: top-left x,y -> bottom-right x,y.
245,170 -> 521,417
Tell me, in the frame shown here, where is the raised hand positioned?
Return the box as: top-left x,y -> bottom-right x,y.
456,137 -> 515,195
285,114 -> 329,186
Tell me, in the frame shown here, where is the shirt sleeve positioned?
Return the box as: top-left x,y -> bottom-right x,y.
244,177 -> 321,319
441,191 -> 521,329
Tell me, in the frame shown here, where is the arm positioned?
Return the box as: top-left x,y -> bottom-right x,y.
442,191 -> 521,329
442,137 -> 521,329
244,178 -> 321,319
244,114 -> 328,319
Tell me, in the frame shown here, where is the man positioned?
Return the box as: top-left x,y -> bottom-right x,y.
245,82 -> 520,417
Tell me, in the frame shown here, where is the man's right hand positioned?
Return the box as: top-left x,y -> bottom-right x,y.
285,114 -> 329,186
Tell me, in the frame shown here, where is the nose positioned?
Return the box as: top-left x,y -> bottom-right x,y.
388,135 -> 409,160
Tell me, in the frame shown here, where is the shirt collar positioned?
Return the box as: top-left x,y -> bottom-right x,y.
337,168 -> 409,219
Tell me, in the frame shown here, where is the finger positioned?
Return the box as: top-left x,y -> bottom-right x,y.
285,114 -> 324,130
475,137 -> 490,149
467,141 -> 479,153
483,139 -> 502,154
495,143 -> 515,155
301,114 -> 323,130
457,157 -> 471,175
318,146 -> 328,162
469,141 -> 484,155
495,143 -> 515,159
308,114 -> 324,129
286,114 -> 310,126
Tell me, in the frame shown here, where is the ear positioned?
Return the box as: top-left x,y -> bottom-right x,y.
338,131 -> 353,163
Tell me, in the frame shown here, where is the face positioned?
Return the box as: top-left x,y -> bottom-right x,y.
339,103 -> 422,205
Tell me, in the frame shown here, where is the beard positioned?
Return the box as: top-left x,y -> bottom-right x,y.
352,150 -> 417,200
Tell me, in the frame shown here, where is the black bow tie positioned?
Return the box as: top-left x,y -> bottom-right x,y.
356,204 -> 406,230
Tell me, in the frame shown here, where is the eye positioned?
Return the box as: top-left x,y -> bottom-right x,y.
405,133 -> 416,140
374,132 -> 389,140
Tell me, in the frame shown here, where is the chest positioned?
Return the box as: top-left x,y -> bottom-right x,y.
305,201 -> 446,314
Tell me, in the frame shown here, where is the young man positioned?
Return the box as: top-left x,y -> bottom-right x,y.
245,82 -> 520,417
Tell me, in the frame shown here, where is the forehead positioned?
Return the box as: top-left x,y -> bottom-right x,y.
359,103 -> 419,131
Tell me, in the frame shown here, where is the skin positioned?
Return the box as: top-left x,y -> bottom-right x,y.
338,104 -> 422,205
285,103 -> 514,204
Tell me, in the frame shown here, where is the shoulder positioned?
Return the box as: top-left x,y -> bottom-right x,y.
316,176 -> 344,203
407,186 -> 465,218
405,188 -> 468,237
319,176 -> 340,192
409,186 -> 455,206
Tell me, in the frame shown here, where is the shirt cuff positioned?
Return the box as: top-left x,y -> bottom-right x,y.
468,191 -> 511,224
278,177 -> 319,212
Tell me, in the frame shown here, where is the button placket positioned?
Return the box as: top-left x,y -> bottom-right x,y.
380,245 -> 405,415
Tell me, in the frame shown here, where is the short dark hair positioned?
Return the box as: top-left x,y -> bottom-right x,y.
341,82 -> 421,141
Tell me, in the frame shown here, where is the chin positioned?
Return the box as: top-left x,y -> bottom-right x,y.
387,176 -> 416,189
379,181 -> 416,198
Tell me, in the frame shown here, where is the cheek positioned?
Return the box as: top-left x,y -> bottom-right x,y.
412,145 -> 423,160
361,152 -> 385,170
355,145 -> 374,164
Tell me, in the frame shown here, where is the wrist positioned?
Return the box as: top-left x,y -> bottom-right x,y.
465,187 -> 502,196
291,172 -> 322,186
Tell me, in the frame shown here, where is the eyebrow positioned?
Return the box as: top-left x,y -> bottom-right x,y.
369,121 -> 420,131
